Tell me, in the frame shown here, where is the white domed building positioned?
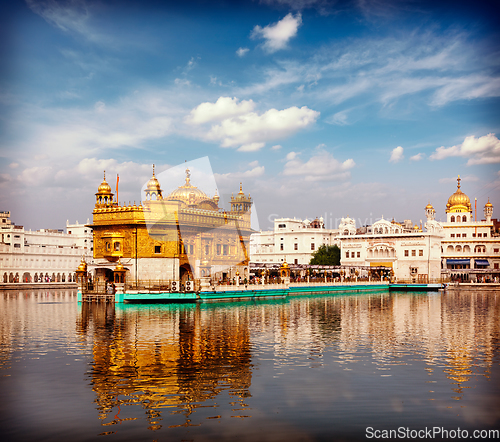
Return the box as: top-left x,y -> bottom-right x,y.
427,176 -> 499,282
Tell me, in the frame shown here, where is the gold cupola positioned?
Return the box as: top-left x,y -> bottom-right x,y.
484,198 -> 493,222
165,168 -> 211,206
231,182 -> 252,213
446,175 -> 471,213
425,201 -> 435,221
95,171 -> 114,207
145,164 -> 162,201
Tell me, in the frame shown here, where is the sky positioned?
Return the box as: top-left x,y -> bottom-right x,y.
1,0 -> 499,231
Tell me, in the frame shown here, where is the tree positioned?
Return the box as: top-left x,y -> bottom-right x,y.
309,245 -> 340,266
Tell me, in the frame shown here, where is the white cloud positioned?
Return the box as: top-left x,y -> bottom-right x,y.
239,29 -> 500,110
9,163 -> 19,169
17,166 -> 54,187
271,144 -> 282,151
214,164 -> 265,187
174,78 -> 191,87
26,0 -> 90,33
389,146 -> 404,163
283,150 -> 355,181
327,109 -> 351,126
236,47 -> 249,57
410,153 -> 424,162
251,13 -> 302,53
25,0 -> 112,45
186,97 -> 256,124
238,142 -> 266,152
430,133 -> 500,165
205,105 -> 319,151
13,157 -> 169,197
94,101 -> 105,113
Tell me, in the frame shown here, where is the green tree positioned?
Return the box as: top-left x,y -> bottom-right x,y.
309,245 -> 340,266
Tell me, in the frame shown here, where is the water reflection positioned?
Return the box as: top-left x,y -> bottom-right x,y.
1,289 -> 499,440
77,302 -> 254,431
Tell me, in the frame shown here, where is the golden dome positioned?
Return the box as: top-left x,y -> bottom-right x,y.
425,201 -> 434,210
146,165 -> 161,192
165,168 -> 210,205
485,198 -> 493,208
77,257 -> 87,272
96,171 -> 112,195
238,183 -> 244,196
446,175 -> 471,213
281,261 -> 289,268
115,259 -> 124,272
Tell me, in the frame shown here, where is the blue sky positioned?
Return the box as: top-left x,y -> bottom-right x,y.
1,0 -> 499,231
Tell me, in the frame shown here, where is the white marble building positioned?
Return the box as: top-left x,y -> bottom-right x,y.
250,217 -> 339,265
0,211 -> 87,284
339,216 -> 443,283
66,219 -> 93,260
426,176 -> 500,281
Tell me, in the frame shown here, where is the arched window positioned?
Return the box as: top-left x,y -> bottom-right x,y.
456,216 -> 461,223
455,245 -> 462,253
451,216 -> 455,222
462,215 -> 467,222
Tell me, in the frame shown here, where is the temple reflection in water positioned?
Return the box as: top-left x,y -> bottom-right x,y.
74,290 -> 499,434
77,302 -> 253,430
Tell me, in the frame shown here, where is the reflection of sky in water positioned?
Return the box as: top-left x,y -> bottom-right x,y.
0,290 -> 499,441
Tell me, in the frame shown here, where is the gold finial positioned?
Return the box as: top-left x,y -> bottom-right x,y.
152,164 -> 155,176
103,170 -> 106,180
457,174 -> 461,189
185,168 -> 191,186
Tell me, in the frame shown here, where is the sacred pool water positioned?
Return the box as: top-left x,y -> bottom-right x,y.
1,289 -> 499,441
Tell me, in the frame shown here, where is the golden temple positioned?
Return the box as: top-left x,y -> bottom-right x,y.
89,166 -> 252,286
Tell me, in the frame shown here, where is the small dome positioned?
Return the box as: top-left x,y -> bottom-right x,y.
77,257 -> 87,272
147,171 -> 161,192
485,198 -> 493,208
97,171 -> 112,195
115,260 -> 124,272
425,202 -> 434,210
165,168 -> 210,205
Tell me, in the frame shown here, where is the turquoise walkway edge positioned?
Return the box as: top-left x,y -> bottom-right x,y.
78,283 -> 441,303
289,284 -> 388,295
199,288 -> 288,302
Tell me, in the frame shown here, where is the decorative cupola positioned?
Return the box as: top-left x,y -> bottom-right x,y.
145,164 -> 163,201
230,183 -> 252,213
213,189 -> 220,206
425,201 -> 435,221
484,198 -> 493,222
95,171 -> 114,208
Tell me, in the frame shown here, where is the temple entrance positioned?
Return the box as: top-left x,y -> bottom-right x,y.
179,264 -> 193,283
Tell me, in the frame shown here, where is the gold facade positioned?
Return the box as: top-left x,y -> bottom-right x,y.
90,168 -> 252,281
